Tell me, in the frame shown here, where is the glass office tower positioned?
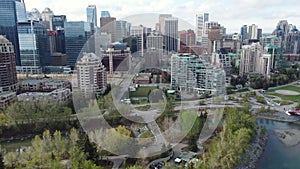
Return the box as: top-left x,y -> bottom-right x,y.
17,21 -> 51,74
65,21 -> 89,68
0,0 -> 21,66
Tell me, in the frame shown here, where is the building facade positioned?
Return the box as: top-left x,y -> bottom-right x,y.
130,25 -> 144,56
52,15 -> 66,30
165,17 -> 178,52
0,0 -> 21,66
15,0 -> 27,22
100,16 -> 116,42
147,33 -> 163,50
77,53 -> 107,97
17,21 -> 51,74
0,36 -> 18,92
116,20 -> 130,42
239,43 -> 271,77
171,53 -> 225,95
101,43 -> 132,74
65,21 -> 90,67
241,25 -> 247,42
196,13 -> 209,44
41,7 -> 54,30
87,5 -> 97,29
159,14 -> 172,35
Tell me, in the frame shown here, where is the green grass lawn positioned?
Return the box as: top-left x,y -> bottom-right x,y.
268,85 -> 300,93
129,86 -> 158,97
267,85 -> 300,102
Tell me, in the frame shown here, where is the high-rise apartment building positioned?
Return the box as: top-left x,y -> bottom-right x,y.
165,17 -> 178,52
0,36 -> 17,108
239,43 -> 271,77
171,53 -> 225,95
77,53 -> 107,97
0,36 -> 18,92
273,20 -> 289,51
0,0 -> 21,66
285,26 -> 300,54
87,5 -> 97,29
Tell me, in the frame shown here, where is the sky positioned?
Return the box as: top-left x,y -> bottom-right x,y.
24,0 -> 300,33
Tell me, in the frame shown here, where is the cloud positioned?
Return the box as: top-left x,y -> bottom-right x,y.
24,0 -> 300,33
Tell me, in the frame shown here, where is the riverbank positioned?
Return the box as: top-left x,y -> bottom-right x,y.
255,111 -> 300,123
235,127 -> 268,169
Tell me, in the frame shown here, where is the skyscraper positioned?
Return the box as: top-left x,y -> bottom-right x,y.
100,16 -> 116,42
248,24 -> 258,40
27,8 -> 42,21
87,5 -> 97,29
273,20 -> 289,52
41,7 -> 54,30
196,13 -> 209,44
0,36 -> 17,92
17,21 -> 51,74
65,21 -> 90,67
130,25 -> 144,56
77,53 -> 107,97
52,15 -> 66,30
239,43 -> 271,77
15,0 -> 27,22
0,0 -> 21,66
241,25 -> 247,42
165,17 -> 178,52
116,20 -> 130,42
159,14 -> 172,35
101,11 -> 111,17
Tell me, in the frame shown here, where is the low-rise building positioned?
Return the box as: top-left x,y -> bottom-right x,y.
17,88 -> 71,102
134,73 -> 151,84
0,92 -> 17,109
19,78 -> 71,92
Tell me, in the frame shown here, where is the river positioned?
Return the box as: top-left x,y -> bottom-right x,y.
256,119 -> 300,169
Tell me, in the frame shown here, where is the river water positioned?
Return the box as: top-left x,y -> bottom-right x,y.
256,119 -> 300,169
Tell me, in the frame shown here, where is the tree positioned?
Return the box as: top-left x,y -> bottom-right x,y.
126,165 -> 145,169
0,147 -> 4,169
104,125 -> 133,154
77,133 -> 99,162
0,113 -> 13,134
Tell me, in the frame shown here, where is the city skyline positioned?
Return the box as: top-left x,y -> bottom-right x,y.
24,0 -> 300,33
